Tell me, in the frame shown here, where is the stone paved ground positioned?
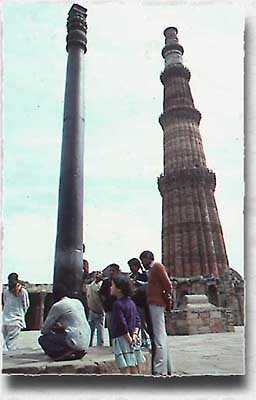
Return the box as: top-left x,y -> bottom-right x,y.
170,326 -> 244,376
2,326 -> 244,376
2,328 -> 151,375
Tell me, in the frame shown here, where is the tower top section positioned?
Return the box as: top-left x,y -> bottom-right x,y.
162,26 -> 184,68
66,3 -> 88,53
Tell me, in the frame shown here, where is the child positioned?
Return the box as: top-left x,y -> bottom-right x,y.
110,274 -> 146,374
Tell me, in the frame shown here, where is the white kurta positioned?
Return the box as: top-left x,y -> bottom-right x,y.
2,287 -> 30,350
2,287 -> 30,329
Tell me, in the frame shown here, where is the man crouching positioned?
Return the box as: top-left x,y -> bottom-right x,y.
38,284 -> 91,361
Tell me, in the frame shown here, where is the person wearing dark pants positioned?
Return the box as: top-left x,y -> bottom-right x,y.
38,284 -> 91,361
38,331 -> 85,361
128,258 -> 151,348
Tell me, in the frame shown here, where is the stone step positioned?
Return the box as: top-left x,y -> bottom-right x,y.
2,346 -> 152,375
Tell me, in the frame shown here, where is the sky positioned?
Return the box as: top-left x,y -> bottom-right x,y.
1,0 -> 244,284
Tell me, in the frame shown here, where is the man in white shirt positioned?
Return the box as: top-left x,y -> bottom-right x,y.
2,273 -> 30,351
38,284 -> 91,361
87,272 -> 105,347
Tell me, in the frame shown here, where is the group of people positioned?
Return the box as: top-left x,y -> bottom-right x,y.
2,249 -> 173,376
43,250 -> 173,376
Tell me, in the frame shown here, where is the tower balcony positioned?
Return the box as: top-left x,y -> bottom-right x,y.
160,64 -> 191,84
159,106 -> 201,128
158,167 -> 216,194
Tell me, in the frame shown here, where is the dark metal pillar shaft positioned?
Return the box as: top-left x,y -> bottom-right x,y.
53,4 -> 87,296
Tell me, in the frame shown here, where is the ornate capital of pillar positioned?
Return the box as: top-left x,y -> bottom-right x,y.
66,4 -> 87,53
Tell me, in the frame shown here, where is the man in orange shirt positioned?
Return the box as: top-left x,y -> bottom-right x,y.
139,250 -> 173,376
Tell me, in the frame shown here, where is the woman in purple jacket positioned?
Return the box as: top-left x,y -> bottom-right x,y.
110,274 -> 145,374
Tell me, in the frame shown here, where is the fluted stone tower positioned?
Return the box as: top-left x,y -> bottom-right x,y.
158,28 -> 244,326
158,27 -> 229,280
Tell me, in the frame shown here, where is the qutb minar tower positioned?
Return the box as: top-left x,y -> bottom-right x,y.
158,27 -> 228,278
158,27 -> 244,326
